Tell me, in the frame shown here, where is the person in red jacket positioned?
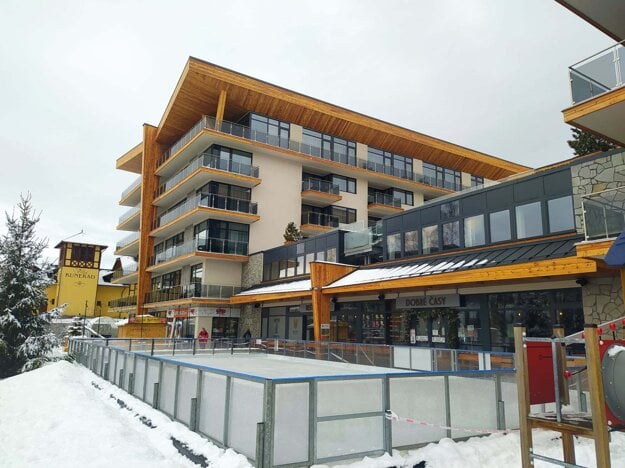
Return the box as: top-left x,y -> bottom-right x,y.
198,327 -> 209,349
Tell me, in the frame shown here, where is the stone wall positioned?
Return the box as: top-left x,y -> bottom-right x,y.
571,150 -> 625,233
581,276 -> 623,324
239,252 -> 263,337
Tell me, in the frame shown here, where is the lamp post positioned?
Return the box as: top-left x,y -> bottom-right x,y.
96,304 -> 102,335
82,301 -> 88,337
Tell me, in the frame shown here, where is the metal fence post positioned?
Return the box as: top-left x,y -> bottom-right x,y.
173,339 -> 176,356
193,338 -> 197,355
190,397 -> 198,431
444,375 -> 452,438
223,376 -> 232,446
151,339 -> 155,356
383,375 -> 392,453
153,382 -> 160,409
129,373 -> 135,394
255,422 -> 265,468
262,380 -> 275,468
308,379 -> 317,466
129,338 -> 132,352
495,373 -> 506,430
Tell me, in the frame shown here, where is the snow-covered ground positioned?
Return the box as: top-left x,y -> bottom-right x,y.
2,360 -> 625,467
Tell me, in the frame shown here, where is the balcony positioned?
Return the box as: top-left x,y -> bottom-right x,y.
367,193 -> 403,217
111,262 -> 138,284
565,41 -> 625,145
151,194 -> 259,239
108,295 -> 137,310
114,232 -> 140,256
117,205 -> 140,231
582,186 -> 625,241
144,283 -> 241,305
301,179 -> 342,206
556,1 -> 625,42
344,222 -> 383,256
300,212 -> 339,236
148,237 -> 248,273
119,176 -> 142,207
154,152 -> 260,208
157,115 -> 462,194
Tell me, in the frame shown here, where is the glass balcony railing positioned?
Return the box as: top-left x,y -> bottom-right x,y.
156,152 -> 259,198
154,194 -> 257,229
144,283 -> 241,304
158,115 -> 467,192
149,237 -> 249,266
368,192 -> 402,208
118,206 -> 140,225
108,295 -> 137,309
569,41 -> 625,104
112,263 -> 138,280
582,186 -> 625,241
115,232 -> 139,251
301,178 -> 340,195
301,212 -> 340,228
344,221 -> 383,256
121,176 -> 142,200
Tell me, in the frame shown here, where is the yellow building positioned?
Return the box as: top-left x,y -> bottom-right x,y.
46,241 -> 133,318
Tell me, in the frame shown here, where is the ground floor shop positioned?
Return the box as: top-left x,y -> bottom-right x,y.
152,306 -> 241,340
258,286 -> 584,352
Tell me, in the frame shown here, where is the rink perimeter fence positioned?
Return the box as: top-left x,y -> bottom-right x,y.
68,337 -> 586,467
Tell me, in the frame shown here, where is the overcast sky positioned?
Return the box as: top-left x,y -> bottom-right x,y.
0,0 -> 614,268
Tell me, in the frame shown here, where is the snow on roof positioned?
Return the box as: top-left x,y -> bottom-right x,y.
236,279 -> 311,296
98,269 -> 125,287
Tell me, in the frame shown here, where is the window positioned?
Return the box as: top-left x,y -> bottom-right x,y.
422,225 -> 439,254
249,113 -> 290,147
548,196 -> 575,233
464,214 -> 485,247
442,221 -> 460,250
208,144 -> 252,172
329,206 -> 356,224
490,210 -> 511,243
470,175 -> 484,187
367,147 -> 413,180
392,189 -> 414,206
194,220 -> 249,255
326,247 -> 337,262
441,201 -> 460,220
71,245 -> 95,263
404,230 -> 419,256
386,233 -> 401,260
190,264 -> 203,284
302,128 -> 356,165
423,163 -> 462,191
516,202 -> 543,239
331,174 -> 356,193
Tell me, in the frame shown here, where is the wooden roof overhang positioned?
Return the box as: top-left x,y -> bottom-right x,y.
230,290 -> 312,305
155,57 -> 529,180
322,256 -> 600,297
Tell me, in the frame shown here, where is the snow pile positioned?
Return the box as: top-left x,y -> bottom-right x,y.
0,360 -> 251,468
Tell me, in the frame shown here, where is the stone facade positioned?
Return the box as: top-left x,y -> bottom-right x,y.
581,276 -> 623,324
239,252 -> 263,337
571,150 -> 625,234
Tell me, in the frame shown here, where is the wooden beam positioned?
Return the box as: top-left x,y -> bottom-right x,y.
563,86 -> 625,124
323,257 -> 599,295
215,89 -> 227,122
514,325 -> 533,468
576,239 -> 614,259
229,290 -> 312,305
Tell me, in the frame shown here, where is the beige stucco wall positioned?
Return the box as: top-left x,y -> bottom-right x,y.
249,151 -> 302,252
290,123 -> 303,143
202,259 -> 242,286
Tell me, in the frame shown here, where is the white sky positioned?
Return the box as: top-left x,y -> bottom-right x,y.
0,0 -> 614,267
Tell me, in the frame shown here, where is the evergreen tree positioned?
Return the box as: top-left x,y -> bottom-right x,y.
567,128 -> 616,156
0,194 -> 58,378
283,222 -> 301,242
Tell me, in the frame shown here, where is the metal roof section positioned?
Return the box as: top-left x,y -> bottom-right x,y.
325,237 -> 581,289
236,279 -> 311,296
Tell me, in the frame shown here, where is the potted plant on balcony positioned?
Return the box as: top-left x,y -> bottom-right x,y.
283,222 -> 301,244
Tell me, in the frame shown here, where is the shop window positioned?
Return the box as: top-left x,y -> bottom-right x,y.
404,230 -> 419,257
422,225 -> 439,254
386,233 -> 402,260
548,196 -> 574,233
464,214 -> 485,247
489,209 -> 511,243
442,221 -> 460,250
515,202 -> 543,239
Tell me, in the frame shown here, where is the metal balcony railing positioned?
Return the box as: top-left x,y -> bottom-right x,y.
301,178 -> 340,195
121,176 -> 142,200
569,40 -> 625,104
156,152 -> 259,198
154,194 -> 257,229
115,232 -> 139,251
158,116 -> 467,192
118,206 -> 140,225
368,192 -> 402,207
112,263 -> 138,280
144,283 -> 241,304
582,186 -> 625,241
149,237 -> 248,266
301,212 -> 340,228
108,295 -> 137,309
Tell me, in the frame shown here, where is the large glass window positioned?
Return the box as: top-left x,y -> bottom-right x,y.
386,233 -> 401,260
367,147 -> 414,180
423,163 -> 462,191
404,230 -> 419,256
470,175 -> 484,187
331,174 -> 356,193
548,196 -> 575,233
422,225 -> 439,254
490,210 -> 511,243
302,129 -> 356,165
194,219 -> 249,255
249,113 -> 289,148
516,202 -> 543,239
392,188 -> 414,206
329,206 -> 356,224
442,221 -> 460,250
464,214 -> 485,247
208,144 -> 252,171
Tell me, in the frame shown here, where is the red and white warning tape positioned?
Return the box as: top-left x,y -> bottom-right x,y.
384,410 -> 518,435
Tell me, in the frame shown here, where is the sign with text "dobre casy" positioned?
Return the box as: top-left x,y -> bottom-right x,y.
396,294 -> 460,309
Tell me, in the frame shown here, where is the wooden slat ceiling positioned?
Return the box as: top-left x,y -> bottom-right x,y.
155,57 -> 530,180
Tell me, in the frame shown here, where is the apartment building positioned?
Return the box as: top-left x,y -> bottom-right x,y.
113,58 -> 527,338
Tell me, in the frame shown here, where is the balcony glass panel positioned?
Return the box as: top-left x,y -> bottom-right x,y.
569,41 -> 625,104
301,212 -> 339,228
367,192 -> 401,208
155,195 -> 257,229
121,176 -> 142,199
301,179 -> 340,195
118,206 -> 140,225
150,237 -> 248,265
108,296 -> 137,308
116,232 -> 139,251
582,187 -> 625,240
145,284 -> 241,304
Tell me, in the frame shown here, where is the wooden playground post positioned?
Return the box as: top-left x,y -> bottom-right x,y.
514,325 -> 533,468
